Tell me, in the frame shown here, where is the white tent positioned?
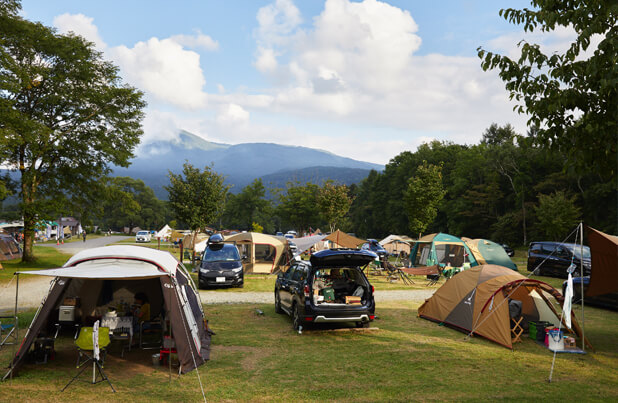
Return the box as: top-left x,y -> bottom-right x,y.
155,224 -> 173,240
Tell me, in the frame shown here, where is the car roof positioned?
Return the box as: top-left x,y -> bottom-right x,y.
309,248 -> 377,268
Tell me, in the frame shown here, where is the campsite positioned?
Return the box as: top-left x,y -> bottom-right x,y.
0,236 -> 617,401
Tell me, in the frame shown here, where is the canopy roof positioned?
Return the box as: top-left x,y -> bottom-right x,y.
323,230 -> 366,248
19,259 -> 168,279
225,232 -> 286,246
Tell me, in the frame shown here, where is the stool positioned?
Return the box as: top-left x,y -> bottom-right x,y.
511,316 -> 524,344
159,347 -> 177,366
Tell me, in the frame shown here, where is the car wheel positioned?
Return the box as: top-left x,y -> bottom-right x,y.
292,303 -> 302,331
275,291 -> 283,314
237,282 -> 244,289
356,321 -> 369,328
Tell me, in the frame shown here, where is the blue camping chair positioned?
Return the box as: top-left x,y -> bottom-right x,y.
0,315 -> 18,349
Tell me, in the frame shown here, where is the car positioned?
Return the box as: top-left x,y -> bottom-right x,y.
275,231 -> 284,237
135,230 -> 151,243
563,276 -> 618,311
500,243 -> 515,257
360,239 -> 388,259
527,241 -> 591,278
198,234 -> 244,289
274,248 -> 377,330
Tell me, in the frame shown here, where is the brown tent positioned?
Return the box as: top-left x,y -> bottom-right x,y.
323,230 -> 365,249
418,265 -> 591,349
586,226 -> 618,297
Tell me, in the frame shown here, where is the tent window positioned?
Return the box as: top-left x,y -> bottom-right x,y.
435,244 -> 465,266
255,244 -> 275,264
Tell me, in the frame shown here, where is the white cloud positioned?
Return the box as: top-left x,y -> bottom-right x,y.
111,38 -> 208,109
216,104 -> 250,126
53,13 -> 106,49
170,31 -> 219,51
256,0 -> 302,45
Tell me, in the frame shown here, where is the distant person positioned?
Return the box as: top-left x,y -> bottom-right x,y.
82,231 -> 87,242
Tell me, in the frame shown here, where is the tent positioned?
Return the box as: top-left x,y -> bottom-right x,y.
323,230 -> 366,249
418,265 -> 592,349
380,235 -> 413,256
0,234 -> 22,261
586,226 -> 618,297
4,245 -> 210,379
409,233 -> 478,268
462,238 -> 517,271
155,224 -> 173,240
224,232 -> 289,274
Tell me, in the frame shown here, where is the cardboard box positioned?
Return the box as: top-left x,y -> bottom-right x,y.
345,296 -> 361,305
564,336 -> 576,349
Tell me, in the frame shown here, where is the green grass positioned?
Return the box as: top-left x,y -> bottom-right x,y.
0,246 -> 70,283
1,301 -> 616,402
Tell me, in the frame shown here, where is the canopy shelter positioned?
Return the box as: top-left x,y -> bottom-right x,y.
586,226 -> 618,297
418,265 -> 592,349
290,234 -> 328,256
462,238 -> 517,271
155,224 -> 173,240
3,245 -> 210,380
224,232 -> 289,274
379,235 -> 413,256
0,234 -> 22,262
323,230 -> 366,249
409,233 -> 477,268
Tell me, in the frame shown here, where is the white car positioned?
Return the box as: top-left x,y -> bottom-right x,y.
135,231 -> 152,243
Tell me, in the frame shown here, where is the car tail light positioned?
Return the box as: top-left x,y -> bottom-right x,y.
304,316 -> 314,322
304,285 -> 310,297
369,315 -> 375,320
371,285 -> 375,294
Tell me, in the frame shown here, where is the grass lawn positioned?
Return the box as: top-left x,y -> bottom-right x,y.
0,246 -> 69,283
1,300 -> 616,402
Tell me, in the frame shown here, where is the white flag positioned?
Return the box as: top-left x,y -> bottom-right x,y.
562,272 -> 573,329
93,320 -> 100,361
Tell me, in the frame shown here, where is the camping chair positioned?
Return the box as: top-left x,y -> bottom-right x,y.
0,315 -> 18,349
509,299 -> 524,344
139,316 -> 163,349
62,326 -> 115,392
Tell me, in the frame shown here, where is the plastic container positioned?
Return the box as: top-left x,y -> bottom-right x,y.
547,328 -> 564,350
152,353 -> 160,366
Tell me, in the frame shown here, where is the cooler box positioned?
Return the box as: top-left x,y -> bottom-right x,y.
58,305 -> 76,322
529,321 -> 553,342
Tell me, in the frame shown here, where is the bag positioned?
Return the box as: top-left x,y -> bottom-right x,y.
322,287 -> 335,302
547,328 -> 564,351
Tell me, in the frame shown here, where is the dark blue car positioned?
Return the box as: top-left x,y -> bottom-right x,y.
198,234 -> 244,288
275,248 -> 377,330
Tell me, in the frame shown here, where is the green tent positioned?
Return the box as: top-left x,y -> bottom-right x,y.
409,233 -> 478,268
462,238 -> 518,271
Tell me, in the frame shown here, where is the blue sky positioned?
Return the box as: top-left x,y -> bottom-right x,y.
21,0 -> 569,165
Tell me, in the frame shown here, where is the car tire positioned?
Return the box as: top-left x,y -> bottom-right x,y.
237,282 -> 244,289
275,291 -> 283,314
356,321 -> 369,328
292,303 -> 302,331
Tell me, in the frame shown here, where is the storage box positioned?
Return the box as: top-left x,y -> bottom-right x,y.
564,336 -> 576,349
345,296 -> 361,305
58,305 -> 76,322
63,297 -> 80,306
529,321 -> 553,342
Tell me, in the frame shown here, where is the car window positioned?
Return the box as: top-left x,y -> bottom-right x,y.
291,266 -> 306,282
541,244 -> 556,253
283,266 -> 296,280
529,243 -> 541,254
203,244 -> 241,262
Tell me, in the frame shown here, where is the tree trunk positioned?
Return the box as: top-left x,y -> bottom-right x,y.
521,193 -> 527,246
21,204 -> 37,263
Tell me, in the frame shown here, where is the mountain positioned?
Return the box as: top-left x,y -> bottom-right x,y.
114,131 -> 382,198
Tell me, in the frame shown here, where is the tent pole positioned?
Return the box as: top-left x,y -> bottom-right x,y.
580,222 -> 585,352
10,273 -> 19,381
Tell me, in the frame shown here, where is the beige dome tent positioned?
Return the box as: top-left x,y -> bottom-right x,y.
225,232 -> 289,273
418,265 -> 592,349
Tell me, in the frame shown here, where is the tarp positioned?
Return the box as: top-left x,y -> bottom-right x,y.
586,226 -> 618,297
380,235 -> 413,255
292,234 -> 327,256
418,265 -> 592,349
462,238 -> 517,271
323,230 -> 366,249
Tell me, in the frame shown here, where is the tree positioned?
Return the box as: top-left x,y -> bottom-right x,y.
222,179 -> 273,232
165,163 -> 228,250
317,181 -> 353,233
277,182 -> 320,234
535,191 -> 581,240
404,161 -> 446,237
0,3 -> 145,261
478,1 -> 618,179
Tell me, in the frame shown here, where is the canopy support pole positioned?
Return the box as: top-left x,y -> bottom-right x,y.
580,222 -> 585,352
9,273 -> 19,381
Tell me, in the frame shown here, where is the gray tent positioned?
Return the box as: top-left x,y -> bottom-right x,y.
4,245 -> 210,380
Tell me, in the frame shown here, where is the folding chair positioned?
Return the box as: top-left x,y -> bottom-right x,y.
511,317 -> 524,344
62,326 -> 115,392
0,315 -> 18,349
139,317 -> 163,349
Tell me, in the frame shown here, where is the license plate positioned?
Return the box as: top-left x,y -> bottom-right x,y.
216,277 -> 225,283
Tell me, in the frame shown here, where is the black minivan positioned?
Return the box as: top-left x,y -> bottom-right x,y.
527,241 -> 591,278
198,234 -> 244,288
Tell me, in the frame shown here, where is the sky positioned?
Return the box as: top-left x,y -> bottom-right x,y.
20,0 -> 578,165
